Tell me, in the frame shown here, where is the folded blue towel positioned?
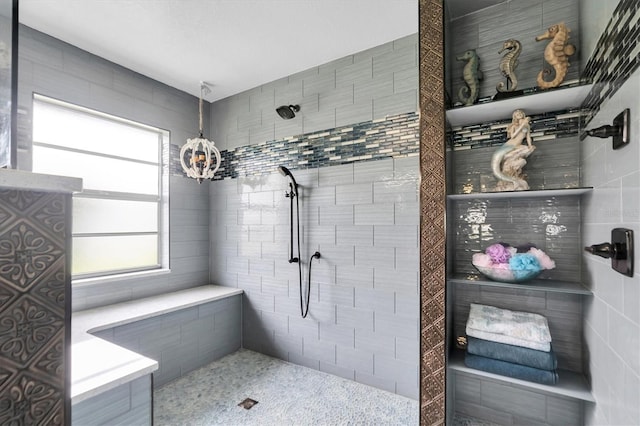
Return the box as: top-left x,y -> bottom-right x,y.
467,336 -> 558,371
464,353 -> 559,385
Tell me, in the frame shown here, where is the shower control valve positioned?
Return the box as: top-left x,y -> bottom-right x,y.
584,228 -> 634,277
288,257 -> 299,264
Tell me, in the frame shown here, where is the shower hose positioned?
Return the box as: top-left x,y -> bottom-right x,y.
288,183 -> 320,318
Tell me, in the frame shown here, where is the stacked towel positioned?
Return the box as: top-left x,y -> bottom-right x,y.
464,303 -> 558,385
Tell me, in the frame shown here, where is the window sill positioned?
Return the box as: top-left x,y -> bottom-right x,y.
72,268 -> 171,288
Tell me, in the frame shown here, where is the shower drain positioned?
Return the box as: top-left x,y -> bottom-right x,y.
238,398 -> 259,410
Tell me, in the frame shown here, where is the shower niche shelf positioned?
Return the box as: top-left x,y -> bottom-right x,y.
447,186 -> 593,200
448,350 -> 595,402
444,1 -> 593,419
447,274 -> 592,295
446,84 -> 593,127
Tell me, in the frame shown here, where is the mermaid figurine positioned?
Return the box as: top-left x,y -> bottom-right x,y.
491,109 -> 536,191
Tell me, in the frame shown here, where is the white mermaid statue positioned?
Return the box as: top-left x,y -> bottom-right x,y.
491,109 -> 536,191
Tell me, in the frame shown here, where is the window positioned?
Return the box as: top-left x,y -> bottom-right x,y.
32,95 -> 168,279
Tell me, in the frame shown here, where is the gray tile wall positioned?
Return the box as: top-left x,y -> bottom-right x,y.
450,136 -> 581,194
579,1 -> 620,71
450,195 -> 583,282
92,295 -> 241,387
210,157 -> 420,399
207,33 -> 420,399
580,0 -> 640,127
209,34 -> 418,152
453,372 -> 583,426
72,375 -> 151,426
16,26 -> 212,311
447,0 -> 581,106
581,66 -> 640,426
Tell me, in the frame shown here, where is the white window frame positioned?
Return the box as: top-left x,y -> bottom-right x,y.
31,94 -> 170,281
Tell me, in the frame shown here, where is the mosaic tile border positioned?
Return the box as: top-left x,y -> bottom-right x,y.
581,0 -> 640,126
419,0 -> 446,424
449,108 -> 581,151
171,112 -> 419,179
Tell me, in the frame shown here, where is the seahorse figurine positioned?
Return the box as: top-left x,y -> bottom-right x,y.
457,49 -> 482,106
496,39 -> 521,92
535,22 -> 576,89
491,109 -> 536,191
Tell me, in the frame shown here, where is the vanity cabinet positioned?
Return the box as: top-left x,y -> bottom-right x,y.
444,1 -> 593,424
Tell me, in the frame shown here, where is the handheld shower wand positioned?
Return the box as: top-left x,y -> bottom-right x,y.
277,165 -> 319,318
278,166 -> 299,264
278,165 -> 298,196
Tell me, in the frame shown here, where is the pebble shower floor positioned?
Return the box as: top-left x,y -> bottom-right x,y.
153,349 -> 419,425
154,349 -> 499,425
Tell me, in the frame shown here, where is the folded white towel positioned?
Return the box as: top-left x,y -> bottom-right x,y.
466,329 -> 551,352
465,303 -> 552,351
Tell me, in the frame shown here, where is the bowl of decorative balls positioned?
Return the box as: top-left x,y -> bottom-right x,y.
472,243 -> 556,284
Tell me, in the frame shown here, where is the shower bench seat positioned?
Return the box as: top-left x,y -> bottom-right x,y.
71,285 -> 242,423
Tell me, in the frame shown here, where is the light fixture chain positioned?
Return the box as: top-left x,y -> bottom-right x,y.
198,84 -> 204,136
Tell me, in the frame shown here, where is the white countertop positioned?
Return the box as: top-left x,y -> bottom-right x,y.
0,169 -> 82,193
71,285 -> 243,404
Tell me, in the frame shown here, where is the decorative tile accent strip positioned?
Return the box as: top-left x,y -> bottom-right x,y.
581,0 -> 640,126
419,0 -> 446,424
448,108 -> 581,151
171,112 -> 419,179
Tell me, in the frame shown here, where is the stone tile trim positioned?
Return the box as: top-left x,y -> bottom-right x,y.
419,0 -> 447,424
581,0 -> 640,126
171,112 -> 419,179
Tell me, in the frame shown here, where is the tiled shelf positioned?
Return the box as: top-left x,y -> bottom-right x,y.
446,84 -> 594,127
448,273 -> 592,295
447,187 -> 593,200
448,350 -> 595,402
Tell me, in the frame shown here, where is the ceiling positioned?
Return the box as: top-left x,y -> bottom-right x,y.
19,0 -> 418,102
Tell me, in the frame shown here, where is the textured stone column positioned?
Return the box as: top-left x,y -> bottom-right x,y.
0,188 -> 73,425
418,0 -> 446,424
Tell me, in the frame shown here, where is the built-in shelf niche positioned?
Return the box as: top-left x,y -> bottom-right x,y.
444,0 -> 593,423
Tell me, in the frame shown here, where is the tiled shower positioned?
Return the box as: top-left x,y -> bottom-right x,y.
7,0 -> 639,424
206,34 -> 421,399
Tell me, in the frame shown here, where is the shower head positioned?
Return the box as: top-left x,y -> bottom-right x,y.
277,165 -> 292,177
277,165 -> 298,195
276,105 -> 300,120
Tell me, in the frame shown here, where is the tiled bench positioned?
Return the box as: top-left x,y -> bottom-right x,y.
71,285 -> 242,425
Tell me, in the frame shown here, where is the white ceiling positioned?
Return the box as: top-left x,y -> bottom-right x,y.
19,0 -> 418,102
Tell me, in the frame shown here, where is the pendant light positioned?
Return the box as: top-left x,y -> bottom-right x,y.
180,82 -> 222,183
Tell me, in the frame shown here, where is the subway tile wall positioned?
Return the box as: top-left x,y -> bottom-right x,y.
92,296 -> 241,387
209,34 -> 418,153
72,375 -> 152,426
447,0 -> 580,107
207,33 -> 420,399
16,26 -> 212,311
453,372 -> 583,425
582,67 -> 640,426
210,157 -> 420,399
580,1 -> 640,425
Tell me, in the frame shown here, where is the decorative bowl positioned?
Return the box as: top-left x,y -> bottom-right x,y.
473,265 -> 542,283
